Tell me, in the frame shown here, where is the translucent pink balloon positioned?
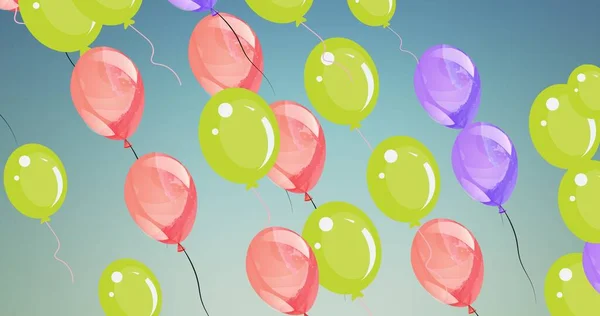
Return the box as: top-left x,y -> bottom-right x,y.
71,47 -> 144,145
246,227 -> 319,316
124,153 -> 197,251
188,13 -> 263,96
0,0 -> 18,11
267,101 -> 325,201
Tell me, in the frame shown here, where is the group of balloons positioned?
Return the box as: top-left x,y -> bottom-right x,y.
529,64 -> 600,315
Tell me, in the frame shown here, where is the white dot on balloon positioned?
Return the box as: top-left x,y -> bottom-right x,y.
319,217 -> 333,232
218,103 -> 233,118
13,175 -> 19,181
559,268 -> 572,282
321,52 -> 334,66
556,292 -> 563,298
574,173 -> 588,187
540,120 -> 547,127
211,128 -> 219,135
569,196 -> 576,202
577,74 -> 586,82
314,243 -> 321,250
19,156 -> 30,167
574,88 -> 579,93
32,2 -> 39,9
316,76 -> 323,82
546,98 -> 559,111
111,272 -> 123,283
108,292 -> 114,298
378,173 -> 385,179
384,150 -> 398,163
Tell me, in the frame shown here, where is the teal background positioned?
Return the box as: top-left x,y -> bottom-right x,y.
0,0 -> 597,315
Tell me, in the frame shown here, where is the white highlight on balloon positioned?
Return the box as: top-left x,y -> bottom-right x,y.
19,156 -> 30,167
577,74 -> 586,82
378,173 -> 385,179
32,2 -> 40,9
321,52 -> 334,66
319,217 -> 333,232
556,292 -> 563,298
569,196 -> 576,202
384,150 -> 398,163
574,173 -> 588,187
314,243 -> 321,250
13,175 -> 19,181
546,98 -> 559,111
559,268 -> 572,282
111,272 -> 123,283
316,76 -> 323,82
218,103 -> 233,118
211,128 -> 219,135
108,292 -> 114,298
540,120 -> 547,127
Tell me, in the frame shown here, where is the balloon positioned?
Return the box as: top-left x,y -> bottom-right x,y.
73,0 -> 142,27
99,258 -> 162,316
544,253 -> 600,315
411,218 -> 483,313
366,136 -> 440,226
19,0 -> 102,54
347,0 -> 395,27
124,153 -> 197,249
302,201 -> 381,299
304,38 -> 379,129
245,0 -> 313,26
188,13 -> 263,96
414,44 -> 481,129
0,0 -> 18,11
71,47 -> 145,145
3,143 -> 68,223
557,161 -> 600,243
267,101 -> 325,200
568,64 -> 600,117
583,243 -> 600,294
168,0 -> 216,12
246,227 -> 319,315
529,84 -> 599,169
452,122 -> 517,207
198,88 -> 280,189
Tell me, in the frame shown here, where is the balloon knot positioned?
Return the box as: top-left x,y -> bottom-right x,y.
246,183 -> 258,191
498,205 -> 506,214
295,17 -> 307,27
177,244 -> 185,252
350,123 -> 361,130
409,221 -> 420,228
79,47 -> 90,57
123,20 -> 135,30
210,8 -> 218,16
304,192 -> 312,202
383,23 -> 390,28
124,140 -> 132,148
40,217 -> 50,224
468,305 -> 476,314
350,292 -> 364,301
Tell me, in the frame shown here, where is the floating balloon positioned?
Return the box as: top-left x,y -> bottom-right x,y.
73,0 -> 141,27
71,47 -> 145,146
168,0 -> 216,13
19,0 -> 102,54
4,143 -> 68,223
124,153 -> 197,250
0,0 -> 17,11
411,218 -> 483,314
267,101 -> 325,201
568,64 -> 600,117
529,84 -> 599,169
99,258 -> 162,316
246,227 -> 319,315
544,253 -> 600,315
366,136 -> 440,226
558,161 -> 600,243
452,122 -> 517,207
302,201 -> 381,299
245,0 -> 313,25
304,38 -> 379,129
189,13 -> 263,96
347,0 -> 395,27
583,243 -> 600,294
414,44 -> 481,129
198,88 -> 280,189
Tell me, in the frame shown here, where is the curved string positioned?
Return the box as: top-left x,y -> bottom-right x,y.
357,297 -> 373,316
252,188 -> 271,226
128,25 -> 182,86
284,190 -> 294,213
13,9 -> 24,25
181,247 -> 211,316
300,22 -> 352,81
387,27 -> 419,63
66,53 -> 75,67
45,222 -> 75,283
474,310 -> 480,316
126,140 -> 140,160
0,114 -> 18,146
308,196 -> 317,210
355,128 -> 373,151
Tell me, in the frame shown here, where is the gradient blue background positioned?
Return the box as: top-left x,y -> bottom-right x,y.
0,0 -> 597,315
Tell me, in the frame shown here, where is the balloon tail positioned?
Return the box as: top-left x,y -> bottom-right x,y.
252,188 -> 271,226
0,114 -> 18,146
13,9 -> 24,25
285,190 -> 294,213
125,140 -> 139,159
66,53 -> 75,67
45,222 -> 75,283
499,206 -> 537,303
417,230 -> 451,302
308,195 -> 317,210
180,247 -> 212,316
387,26 -> 419,63
128,25 -> 182,86
357,297 -> 373,316
468,305 -> 476,314
355,128 -> 373,151
299,22 -> 353,81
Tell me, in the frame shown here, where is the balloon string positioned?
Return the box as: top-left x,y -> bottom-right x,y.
387,26 -> 418,63
252,188 -> 271,226
499,206 -> 537,303
284,191 -> 294,213
127,141 -> 140,160
474,310 -> 480,316
13,9 -> 24,25
214,11 -> 275,96
0,114 -> 18,146
128,25 -> 182,86
355,128 -> 373,151
181,247 -> 211,316
357,297 -> 373,316
309,197 -> 317,210
45,222 -> 75,283
300,22 -> 353,81
66,53 -> 75,67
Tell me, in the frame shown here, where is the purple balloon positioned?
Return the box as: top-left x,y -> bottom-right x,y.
168,0 -> 217,12
451,122 -> 518,208
414,44 -> 481,129
583,243 -> 600,293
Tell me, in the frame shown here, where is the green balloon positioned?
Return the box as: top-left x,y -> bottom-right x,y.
302,201 -> 382,299
198,88 -> 280,189
99,258 -> 162,316
74,0 -> 142,27
19,0 -> 102,54
245,0 -> 313,25
366,136 -> 440,226
529,84 -> 599,169
3,143 -> 68,223
544,253 -> 600,315
304,38 -> 379,129
568,64 -> 600,117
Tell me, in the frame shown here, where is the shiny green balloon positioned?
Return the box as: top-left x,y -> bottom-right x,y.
347,0 -> 396,27
74,0 -> 142,27
304,38 -> 379,129
302,201 -> 382,299
19,0 -> 102,54
544,253 -> 600,315
198,88 -> 280,189
558,161 -> 600,242
3,143 -> 68,223
99,258 -> 162,316
245,0 -> 313,26
568,64 -> 600,117
367,136 -> 440,226
529,84 -> 599,169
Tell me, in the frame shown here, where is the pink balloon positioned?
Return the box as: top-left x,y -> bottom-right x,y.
0,0 -> 17,11
71,47 -> 144,146
267,101 -> 325,202
124,153 -> 197,251
411,218 -> 484,314
188,13 -> 263,96
246,227 -> 319,316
